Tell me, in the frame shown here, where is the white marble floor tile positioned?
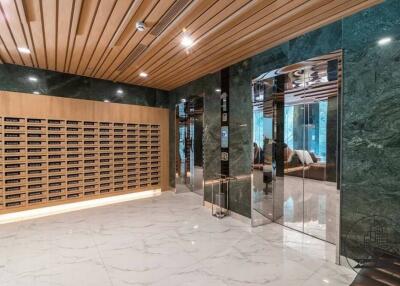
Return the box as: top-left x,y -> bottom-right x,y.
0,191 -> 355,286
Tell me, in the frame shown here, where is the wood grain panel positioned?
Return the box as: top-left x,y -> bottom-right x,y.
0,91 -> 169,214
0,0 -> 383,90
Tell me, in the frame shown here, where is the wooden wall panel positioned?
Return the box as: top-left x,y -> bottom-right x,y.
0,91 -> 169,214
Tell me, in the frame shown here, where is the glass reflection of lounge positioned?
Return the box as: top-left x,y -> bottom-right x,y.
252,51 -> 341,244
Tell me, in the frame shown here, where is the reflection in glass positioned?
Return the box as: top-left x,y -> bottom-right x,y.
251,51 -> 341,244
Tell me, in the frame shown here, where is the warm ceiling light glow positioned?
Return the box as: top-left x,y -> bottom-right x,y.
181,34 -> 194,48
33,91 -> 40,95
378,37 -> 392,45
116,88 -> 123,94
28,76 -> 38,82
139,72 -> 148,78
104,99 -> 110,103
18,47 -> 30,54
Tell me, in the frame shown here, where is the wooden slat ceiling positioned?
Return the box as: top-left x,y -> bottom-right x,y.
0,0 -> 382,91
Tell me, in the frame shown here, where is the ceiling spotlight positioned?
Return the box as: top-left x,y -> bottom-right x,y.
116,88 -> 123,94
181,33 -> 194,48
33,91 -> 40,95
28,76 -> 38,82
103,99 -> 110,103
18,47 -> 30,54
139,72 -> 148,78
136,21 -> 146,32
378,37 -> 392,45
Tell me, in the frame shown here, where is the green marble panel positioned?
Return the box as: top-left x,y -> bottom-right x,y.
341,0 -> 400,258
0,64 -> 168,107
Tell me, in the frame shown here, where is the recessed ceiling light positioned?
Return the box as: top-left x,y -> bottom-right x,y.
18,47 -> 30,54
378,37 -> 392,45
103,99 -> 110,103
116,88 -> 123,94
33,91 -> 40,95
181,34 -> 194,48
215,88 -> 221,92
139,72 -> 148,78
28,76 -> 38,82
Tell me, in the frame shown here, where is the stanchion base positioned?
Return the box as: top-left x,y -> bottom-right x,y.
212,211 -> 228,219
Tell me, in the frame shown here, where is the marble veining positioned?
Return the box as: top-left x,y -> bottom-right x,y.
0,191 -> 355,286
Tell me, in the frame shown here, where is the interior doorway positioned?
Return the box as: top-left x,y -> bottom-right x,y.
251,51 -> 342,246
175,96 -> 204,196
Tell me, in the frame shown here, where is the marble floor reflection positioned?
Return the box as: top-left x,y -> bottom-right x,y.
253,175 -> 339,243
0,191 -> 354,286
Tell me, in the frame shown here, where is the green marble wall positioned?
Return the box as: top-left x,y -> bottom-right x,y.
341,0 -> 400,258
228,60 -> 252,217
0,64 -> 169,108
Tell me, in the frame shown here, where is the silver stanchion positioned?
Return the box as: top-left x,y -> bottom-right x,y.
211,174 -> 237,219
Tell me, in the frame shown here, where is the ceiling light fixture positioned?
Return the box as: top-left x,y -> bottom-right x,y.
215,88 -> 221,92
378,37 -> 392,45
18,47 -> 30,54
28,76 -> 38,82
136,21 -> 146,32
181,34 -> 194,48
139,72 -> 148,78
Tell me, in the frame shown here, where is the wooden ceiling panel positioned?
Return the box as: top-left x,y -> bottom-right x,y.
0,0 -> 383,90
0,0 -> 33,66
56,0 -> 74,71
42,0 -> 57,70
67,0 -> 99,74
114,0 -> 220,83
118,0 -> 240,83
145,0 -> 311,87
82,0 -> 134,76
91,0 -> 159,78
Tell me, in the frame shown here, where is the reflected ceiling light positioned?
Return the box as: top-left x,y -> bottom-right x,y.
104,99 -> 110,103
33,91 -> 40,95
28,76 -> 38,82
215,88 -> 221,92
378,37 -> 392,45
116,88 -> 123,94
18,47 -> 30,54
139,72 -> 148,78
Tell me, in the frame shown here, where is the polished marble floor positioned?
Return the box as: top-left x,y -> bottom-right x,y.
0,191 -> 355,286
253,172 -> 339,243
